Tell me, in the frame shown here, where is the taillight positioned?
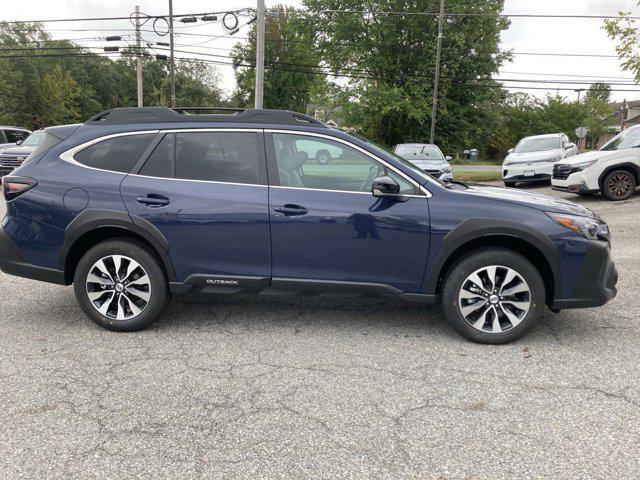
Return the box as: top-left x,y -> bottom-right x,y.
2,176 -> 38,201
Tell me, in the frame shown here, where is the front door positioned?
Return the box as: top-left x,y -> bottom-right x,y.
121,130 -> 271,283
267,132 -> 431,293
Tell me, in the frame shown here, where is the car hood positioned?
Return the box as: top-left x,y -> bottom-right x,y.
410,158 -> 449,169
458,184 -> 597,218
0,145 -> 35,156
555,149 -> 621,165
505,148 -> 564,163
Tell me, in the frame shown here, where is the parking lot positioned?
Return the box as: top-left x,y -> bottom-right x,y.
1,185 -> 638,479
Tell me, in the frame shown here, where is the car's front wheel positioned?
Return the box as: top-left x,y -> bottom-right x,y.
316,150 -> 331,165
602,169 -> 636,201
441,249 -> 545,344
73,239 -> 170,331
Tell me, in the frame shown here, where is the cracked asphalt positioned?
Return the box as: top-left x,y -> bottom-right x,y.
1,185 -> 639,479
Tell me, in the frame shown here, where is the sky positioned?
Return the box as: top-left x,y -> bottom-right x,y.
2,0 -> 640,102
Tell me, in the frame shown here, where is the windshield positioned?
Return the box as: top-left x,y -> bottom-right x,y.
514,137 -> 561,153
395,144 -> 445,160
344,132 -> 438,184
600,127 -> 640,151
22,130 -> 44,147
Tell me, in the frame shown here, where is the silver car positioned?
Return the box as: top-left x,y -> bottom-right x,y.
394,143 -> 453,181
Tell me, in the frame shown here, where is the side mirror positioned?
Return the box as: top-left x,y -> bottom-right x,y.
564,142 -> 575,149
445,155 -> 452,161
372,176 -> 400,198
16,140 -> 23,146
508,148 -> 514,154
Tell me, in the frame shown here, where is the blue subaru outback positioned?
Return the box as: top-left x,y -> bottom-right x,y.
0,107 -> 618,343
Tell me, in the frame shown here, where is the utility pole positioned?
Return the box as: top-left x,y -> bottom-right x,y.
575,88 -> 584,103
134,5 -> 143,107
168,0 -> 176,108
255,0 -> 266,109
430,0 -> 445,144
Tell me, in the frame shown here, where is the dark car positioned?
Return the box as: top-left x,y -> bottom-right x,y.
0,107 -> 618,344
0,130 -> 44,176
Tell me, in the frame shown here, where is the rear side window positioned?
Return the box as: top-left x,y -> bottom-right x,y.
139,134 -> 173,178
74,134 -> 155,173
174,132 -> 259,184
25,132 -> 65,164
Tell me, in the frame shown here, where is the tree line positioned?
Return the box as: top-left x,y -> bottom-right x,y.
0,0 -> 630,160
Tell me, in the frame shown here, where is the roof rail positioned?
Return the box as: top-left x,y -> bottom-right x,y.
84,106 -> 327,127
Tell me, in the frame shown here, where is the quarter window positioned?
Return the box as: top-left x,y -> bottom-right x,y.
272,134 -> 416,194
175,132 -> 259,184
74,134 -> 155,173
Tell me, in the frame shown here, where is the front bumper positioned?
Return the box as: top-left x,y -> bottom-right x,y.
552,239 -> 618,310
503,161 -> 555,182
0,224 -> 66,284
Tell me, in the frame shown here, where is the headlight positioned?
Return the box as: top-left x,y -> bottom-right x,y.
442,165 -> 452,173
572,159 -> 598,171
546,212 -> 609,240
548,155 -> 562,163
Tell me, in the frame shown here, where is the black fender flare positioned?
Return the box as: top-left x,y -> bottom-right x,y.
58,209 -> 176,282
423,218 -> 562,298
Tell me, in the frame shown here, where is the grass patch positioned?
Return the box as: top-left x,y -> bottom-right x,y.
454,171 -> 503,183
449,158 -> 502,166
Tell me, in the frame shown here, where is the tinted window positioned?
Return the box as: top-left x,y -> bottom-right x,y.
273,134 -> 415,194
5,130 -> 28,143
24,132 -> 65,164
175,132 -> 259,184
74,134 -> 155,173
139,134 -> 173,178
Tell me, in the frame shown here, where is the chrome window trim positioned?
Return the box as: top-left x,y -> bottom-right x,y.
270,185 -> 427,198
266,129 -> 434,198
60,130 -> 160,174
126,172 -> 267,188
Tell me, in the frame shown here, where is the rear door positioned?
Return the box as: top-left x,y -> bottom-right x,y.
120,129 -> 271,286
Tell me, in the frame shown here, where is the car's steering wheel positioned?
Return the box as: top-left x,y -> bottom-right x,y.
359,165 -> 384,192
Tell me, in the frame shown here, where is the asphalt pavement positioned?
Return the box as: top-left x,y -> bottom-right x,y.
1,185 -> 639,479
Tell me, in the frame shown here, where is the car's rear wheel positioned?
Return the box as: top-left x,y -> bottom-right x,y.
602,169 -> 636,201
316,150 -> 331,165
441,249 -> 545,344
73,239 -> 170,331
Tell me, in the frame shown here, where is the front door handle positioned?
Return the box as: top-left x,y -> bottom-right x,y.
136,194 -> 170,208
273,204 -> 308,217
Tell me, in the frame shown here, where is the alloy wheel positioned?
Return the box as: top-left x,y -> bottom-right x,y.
457,265 -> 531,333
607,173 -> 633,197
86,255 -> 151,320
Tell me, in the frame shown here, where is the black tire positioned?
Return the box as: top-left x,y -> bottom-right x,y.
441,248 -> 545,344
316,150 -> 331,165
601,169 -> 636,201
504,181 -> 517,188
73,239 -> 170,332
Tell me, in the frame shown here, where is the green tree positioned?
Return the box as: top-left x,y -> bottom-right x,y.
584,82 -> 612,103
231,5 -> 326,111
302,0 -> 510,155
605,5 -> 640,82
37,65 -> 82,126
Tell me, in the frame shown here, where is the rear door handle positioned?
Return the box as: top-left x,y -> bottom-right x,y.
273,204 -> 308,217
136,194 -> 170,208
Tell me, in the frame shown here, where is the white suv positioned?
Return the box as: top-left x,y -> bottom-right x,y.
503,133 -> 577,187
552,125 -> 640,201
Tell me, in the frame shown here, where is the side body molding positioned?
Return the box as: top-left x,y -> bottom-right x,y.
58,209 -> 176,281
423,218 -> 563,297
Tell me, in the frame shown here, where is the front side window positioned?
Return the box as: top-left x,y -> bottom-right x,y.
5,130 -> 28,143
74,134 -> 155,173
272,134 -> 416,194
175,132 -> 259,184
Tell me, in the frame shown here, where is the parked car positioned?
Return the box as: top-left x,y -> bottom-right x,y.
0,126 -> 31,150
394,143 -> 453,181
294,138 -> 343,164
552,125 -> 640,201
0,107 -> 617,344
0,130 -> 44,176
503,133 -> 577,187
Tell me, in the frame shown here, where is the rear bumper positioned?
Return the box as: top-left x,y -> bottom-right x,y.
552,240 -> 618,310
0,225 -> 67,285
